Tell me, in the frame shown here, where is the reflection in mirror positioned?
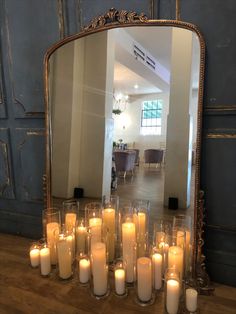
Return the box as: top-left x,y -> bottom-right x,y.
49,26 -> 200,222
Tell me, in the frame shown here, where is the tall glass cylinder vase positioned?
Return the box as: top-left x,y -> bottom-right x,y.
164,268 -> 180,314
62,200 -> 79,233
85,202 -> 103,248
135,256 -> 155,306
56,232 -> 73,280
121,206 -> 137,285
43,207 -> 61,265
102,195 -> 119,263
168,231 -> 185,290
173,214 -> 192,280
90,242 -> 109,299
133,200 -> 150,258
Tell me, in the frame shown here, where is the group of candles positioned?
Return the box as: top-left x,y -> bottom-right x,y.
29,196 -> 198,313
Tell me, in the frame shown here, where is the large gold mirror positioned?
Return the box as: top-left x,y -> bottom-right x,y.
44,9 -> 206,285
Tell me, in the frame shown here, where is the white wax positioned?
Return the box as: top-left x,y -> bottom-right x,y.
89,217 -> 102,247
166,279 -> 180,314
79,258 -> 90,283
91,242 -> 107,296
40,247 -> 51,276
137,257 -> 152,302
102,208 -> 115,262
152,253 -> 162,290
115,269 -> 125,295
46,222 -> 60,265
30,248 -> 40,267
186,288 -> 198,312
76,226 -> 87,254
57,239 -> 72,279
65,213 -> 77,231
122,222 -> 136,283
168,246 -> 184,282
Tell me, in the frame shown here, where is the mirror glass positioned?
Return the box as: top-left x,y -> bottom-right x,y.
48,26 -> 200,221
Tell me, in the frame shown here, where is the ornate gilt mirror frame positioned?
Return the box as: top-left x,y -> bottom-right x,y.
43,8 -> 211,292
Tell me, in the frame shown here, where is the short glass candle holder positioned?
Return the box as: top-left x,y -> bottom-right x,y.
185,287 -> 198,313
114,259 -> 127,297
90,242 -> 110,299
62,199 -> 79,233
56,233 -> 73,280
43,207 -> 61,265
78,254 -> 90,286
164,268 -> 180,314
39,243 -> 51,277
151,246 -> 163,291
135,256 -> 155,306
29,243 -> 40,268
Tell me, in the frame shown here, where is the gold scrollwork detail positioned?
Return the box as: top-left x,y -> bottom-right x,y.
83,8 -> 148,32
206,133 -> 236,139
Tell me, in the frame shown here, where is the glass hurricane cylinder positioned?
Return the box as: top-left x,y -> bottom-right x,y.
62,199 -> 79,233
135,256 -> 155,306
85,202 -> 103,247
90,242 -> 109,299
151,246 -> 163,291
78,253 -> 90,285
56,233 -> 73,280
43,207 -> 61,265
164,268 -> 181,314
121,208 -> 137,285
173,214 -> 192,279
114,258 -> 127,297
102,195 -> 119,263
76,218 -> 87,256
133,199 -> 150,258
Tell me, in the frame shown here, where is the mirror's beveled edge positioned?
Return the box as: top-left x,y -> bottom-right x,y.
43,15 -> 206,287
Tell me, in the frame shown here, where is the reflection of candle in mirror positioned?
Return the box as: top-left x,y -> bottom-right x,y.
40,247 -> 51,276
102,208 -> 115,262
115,268 -> 125,295
30,248 -> 40,267
186,288 -> 198,312
79,258 -> 90,284
166,279 -> 180,314
152,253 -> 162,290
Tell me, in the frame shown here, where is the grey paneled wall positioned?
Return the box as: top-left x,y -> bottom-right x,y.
0,0 -> 235,285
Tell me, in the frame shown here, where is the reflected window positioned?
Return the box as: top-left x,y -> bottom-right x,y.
140,100 -> 163,135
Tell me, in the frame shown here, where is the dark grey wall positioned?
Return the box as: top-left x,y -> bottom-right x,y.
0,0 -> 235,286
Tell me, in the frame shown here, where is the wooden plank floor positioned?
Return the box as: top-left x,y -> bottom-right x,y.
0,233 -> 236,314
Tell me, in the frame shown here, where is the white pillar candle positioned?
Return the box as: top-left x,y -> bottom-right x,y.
57,239 -> 72,279
89,217 -> 102,247
166,279 -> 180,314
66,233 -> 75,261
115,268 -> 125,295
79,258 -> 90,284
91,242 -> 107,296
65,212 -> 77,231
168,246 -> 184,282
102,208 -> 115,262
40,247 -> 51,276
76,225 -> 87,254
152,253 -> 163,290
122,222 -> 136,283
30,248 -> 40,267
137,257 -> 152,302
186,288 -> 198,312
46,222 -> 60,265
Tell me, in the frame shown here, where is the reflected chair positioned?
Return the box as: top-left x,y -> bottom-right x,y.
144,149 -> 164,167
113,151 -> 136,178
